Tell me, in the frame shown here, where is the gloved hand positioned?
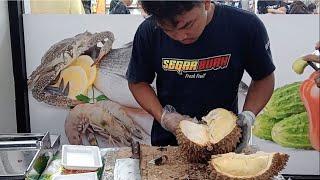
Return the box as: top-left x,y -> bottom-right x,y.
160,105 -> 194,134
235,111 -> 256,153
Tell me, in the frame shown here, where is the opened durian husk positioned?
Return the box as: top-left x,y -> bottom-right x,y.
209,152 -> 289,180
176,108 -> 242,163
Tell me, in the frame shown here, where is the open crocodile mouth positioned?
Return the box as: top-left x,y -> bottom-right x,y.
83,40 -> 107,63
44,36 -> 113,100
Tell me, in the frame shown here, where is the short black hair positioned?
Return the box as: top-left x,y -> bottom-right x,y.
289,1 -> 310,14
140,1 -> 202,26
307,3 -> 316,12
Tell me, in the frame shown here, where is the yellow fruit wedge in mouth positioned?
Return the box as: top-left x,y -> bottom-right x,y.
71,55 -> 97,86
55,66 -> 89,100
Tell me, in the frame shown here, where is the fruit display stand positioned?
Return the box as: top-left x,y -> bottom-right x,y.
33,143 -> 319,180
253,136 -> 320,176
102,145 -> 315,180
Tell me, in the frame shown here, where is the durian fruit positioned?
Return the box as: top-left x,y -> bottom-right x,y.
209,152 -> 289,180
176,108 -> 242,163
70,55 -> 97,86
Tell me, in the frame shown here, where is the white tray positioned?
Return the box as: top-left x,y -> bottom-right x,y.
52,172 -> 98,180
61,145 -> 102,171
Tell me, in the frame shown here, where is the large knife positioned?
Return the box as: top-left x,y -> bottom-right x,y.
235,121 -> 259,154
114,141 -> 141,180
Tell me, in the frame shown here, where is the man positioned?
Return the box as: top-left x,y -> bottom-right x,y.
218,0 -> 242,9
126,1 -> 275,152
82,0 -> 91,14
288,0 -> 310,14
257,0 -> 288,14
109,0 -> 132,14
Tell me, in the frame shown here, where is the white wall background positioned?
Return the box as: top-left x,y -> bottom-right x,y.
241,15 -> 320,88
24,14 -> 319,175
0,1 -> 17,133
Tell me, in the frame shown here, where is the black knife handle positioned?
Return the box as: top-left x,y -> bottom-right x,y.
307,61 -> 320,71
131,140 -> 140,159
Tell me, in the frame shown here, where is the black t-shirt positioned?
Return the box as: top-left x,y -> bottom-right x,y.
257,0 -> 288,14
126,4 -> 275,146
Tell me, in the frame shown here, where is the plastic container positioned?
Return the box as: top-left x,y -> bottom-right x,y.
61,145 -> 102,171
52,172 -> 98,180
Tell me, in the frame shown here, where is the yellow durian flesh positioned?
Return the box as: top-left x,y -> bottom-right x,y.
212,152 -> 271,177
202,108 -> 237,143
210,152 -> 289,179
176,108 -> 241,163
179,120 -> 210,147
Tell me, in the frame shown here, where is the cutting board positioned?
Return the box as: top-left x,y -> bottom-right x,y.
102,145 -> 211,180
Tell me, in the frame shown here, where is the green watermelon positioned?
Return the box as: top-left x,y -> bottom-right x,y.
265,82 -> 306,120
271,112 -> 312,149
253,113 -> 282,140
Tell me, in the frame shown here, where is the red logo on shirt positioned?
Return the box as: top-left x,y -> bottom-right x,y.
162,54 -> 231,73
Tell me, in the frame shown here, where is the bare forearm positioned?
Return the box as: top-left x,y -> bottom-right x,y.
128,82 -> 163,122
267,9 -> 277,13
243,73 -> 275,115
267,8 -> 285,14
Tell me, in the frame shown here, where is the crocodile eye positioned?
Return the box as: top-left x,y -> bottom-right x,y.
104,38 -> 108,42
97,42 -> 104,48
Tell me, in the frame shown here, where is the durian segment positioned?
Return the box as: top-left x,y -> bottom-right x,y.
212,152 -> 271,177
55,66 -> 89,100
70,55 -> 97,86
179,121 -> 209,146
203,108 -> 237,143
210,152 -> 289,180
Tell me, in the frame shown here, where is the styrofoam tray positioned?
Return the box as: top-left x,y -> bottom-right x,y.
61,145 -> 102,171
52,172 -> 98,180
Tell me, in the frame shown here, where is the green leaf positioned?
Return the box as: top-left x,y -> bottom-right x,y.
76,94 -> 91,103
96,95 -> 108,102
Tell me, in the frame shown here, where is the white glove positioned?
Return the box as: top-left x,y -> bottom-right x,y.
160,105 -> 195,134
235,111 -> 256,153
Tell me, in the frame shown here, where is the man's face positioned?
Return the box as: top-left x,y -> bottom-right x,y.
158,2 -> 210,45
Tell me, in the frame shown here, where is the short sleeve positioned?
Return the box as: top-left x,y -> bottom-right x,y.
245,16 -> 275,81
126,20 -> 156,84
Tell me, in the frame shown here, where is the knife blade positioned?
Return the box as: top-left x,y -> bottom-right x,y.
238,125 -> 260,154
114,141 -> 141,180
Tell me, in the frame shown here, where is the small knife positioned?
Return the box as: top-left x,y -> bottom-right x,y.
114,141 -> 141,180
